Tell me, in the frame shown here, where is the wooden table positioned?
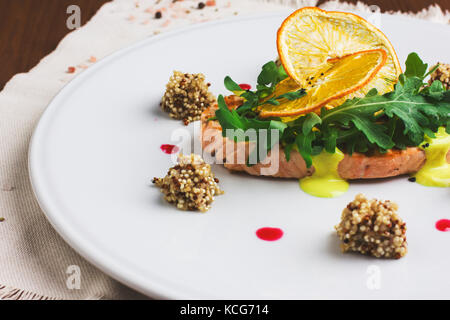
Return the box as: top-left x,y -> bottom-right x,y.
0,0 -> 448,90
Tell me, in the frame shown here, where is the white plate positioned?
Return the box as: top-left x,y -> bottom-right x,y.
29,12 -> 450,299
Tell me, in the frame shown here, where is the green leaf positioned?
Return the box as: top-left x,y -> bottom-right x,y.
302,113 -> 321,135
401,76 -> 424,94
215,94 -> 287,165
423,127 -> 436,139
404,52 -> 428,79
215,53 -> 450,168
265,98 -> 281,106
295,132 -> 315,168
257,61 -> 280,86
255,61 -> 290,102
284,143 -> 295,162
321,95 -> 395,150
215,95 -> 245,132
278,64 -> 288,80
224,76 -> 243,92
236,101 -> 255,116
422,80 -> 445,100
424,63 -> 440,79
264,89 -> 307,107
323,127 -> 338,153
277,89 -> 307,101
365,88 -> 379,97
222,61 -> 292,119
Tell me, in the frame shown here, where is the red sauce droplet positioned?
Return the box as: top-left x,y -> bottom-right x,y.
239,83 -> 251,91
160,144 -> 179,154
436,219 -> 450,232
256,227 -> 284,242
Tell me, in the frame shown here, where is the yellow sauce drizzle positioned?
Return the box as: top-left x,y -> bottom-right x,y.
300,148 -> 349,198
414,127 -> 450,188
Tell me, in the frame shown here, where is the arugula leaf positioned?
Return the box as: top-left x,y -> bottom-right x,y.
323,127 -> 339,153
266,89 -> 307,105
404,52 -> 428,79
257,61 -> 288,87
302,113 -> 321,135
284,143 -> 295,162
424,64 -> 440,79
215,95 -> 245,132
215,53 -> 449,168
281,113 -> 322,167
280,89 -> 307,100
223,61 -> 302,118
224,76 -> 243,92
265,99 -> 281,106
321,96 -> 395,150
318,56 -> 449,155
421,80 -> 445,100
295,132 -> 315,168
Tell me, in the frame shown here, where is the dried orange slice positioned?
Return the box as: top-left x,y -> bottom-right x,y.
261,7 -> 402,118
259,49 -> 388,118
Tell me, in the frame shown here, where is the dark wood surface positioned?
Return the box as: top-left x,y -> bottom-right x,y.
0,0 -> 109,90
0,0 -> 449,90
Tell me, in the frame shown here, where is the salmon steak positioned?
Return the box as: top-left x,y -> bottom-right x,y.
201,96 -> 450,180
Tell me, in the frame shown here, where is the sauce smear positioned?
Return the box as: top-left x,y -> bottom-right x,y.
239,83 -> 252,91
160,144 -> 179,154
414,127 -> 450,188
256,227 -> 284,241
300,148 -> 349,198
436,219 -> 450,232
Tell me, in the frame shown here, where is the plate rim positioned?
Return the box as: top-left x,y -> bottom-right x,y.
28,11 -> 449,299
28,11 -> 295,300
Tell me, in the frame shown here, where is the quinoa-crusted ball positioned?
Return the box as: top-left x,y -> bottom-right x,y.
152,154 -> 224,213
335,194 -> 407,259
161,71 -> 216,125
429,63 -> 450,90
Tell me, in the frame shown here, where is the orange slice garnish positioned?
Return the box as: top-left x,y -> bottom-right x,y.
260,7 -> 402,119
